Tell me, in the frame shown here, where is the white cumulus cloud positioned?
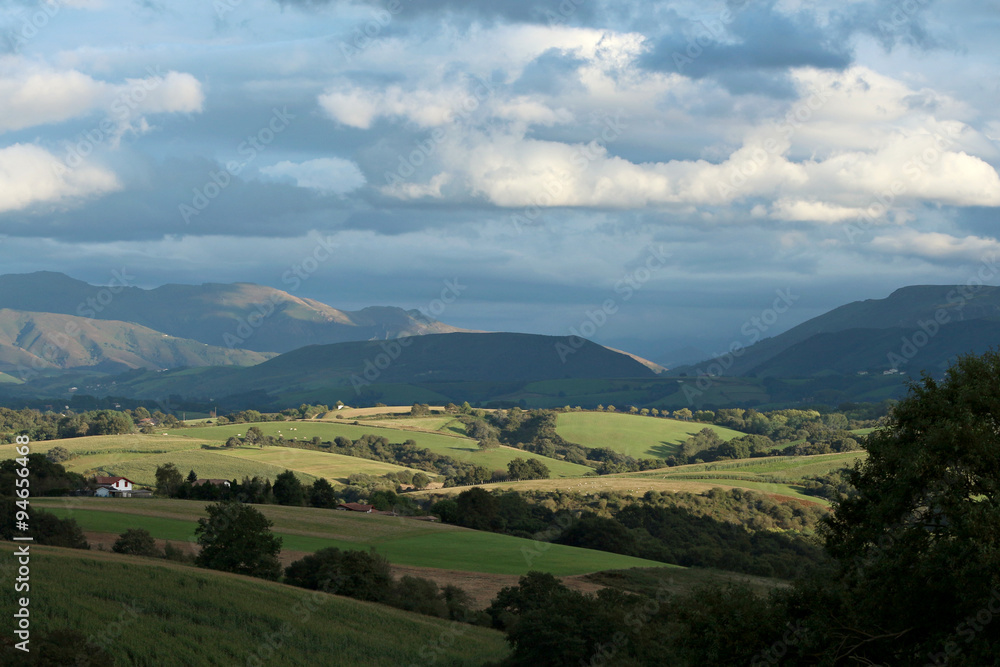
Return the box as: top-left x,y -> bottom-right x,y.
0,143 -> 120,213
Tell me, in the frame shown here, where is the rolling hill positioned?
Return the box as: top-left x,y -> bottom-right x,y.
0,544 -> 510,665
0,271 -> 469,353
0,309 -> 271,373
682,285 -> 1000,377
93,332 -> 660,405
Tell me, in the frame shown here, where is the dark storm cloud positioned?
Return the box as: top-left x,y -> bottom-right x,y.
274,0 -> 598,26
640,1 -> 852,86
0,156 -> 359,242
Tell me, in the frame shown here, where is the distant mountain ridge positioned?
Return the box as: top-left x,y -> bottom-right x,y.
0,272 -> 471,353
682,285 -> 1000,377
0,309 -> 271,374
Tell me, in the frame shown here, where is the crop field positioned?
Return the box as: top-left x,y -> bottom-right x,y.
213,446 -> 429,481
631,451 -> 866,479
0,436 -> 423,486
612,451 -> 867,505
170,421 -> 591,478
555,412 -> 743,458
34,498 -> 667,576
413,477 -> 746,497
0,544 -> 510,666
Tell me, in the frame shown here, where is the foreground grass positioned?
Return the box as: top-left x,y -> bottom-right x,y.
34,498 -> 669,577
555,412 -> 743,459
0,544 -> 510,666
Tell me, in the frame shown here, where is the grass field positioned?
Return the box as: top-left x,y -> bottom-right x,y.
0,544 -> 510,666
614,451 -> 867,505
413,477 -> 750,497
34,498 -> 669,577
555,412 -> 744,458
169,421 -> 592,478
0,436 -> 425,487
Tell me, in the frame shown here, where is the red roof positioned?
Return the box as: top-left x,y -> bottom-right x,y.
337,503 -> 373,512
94,476 -> 133,485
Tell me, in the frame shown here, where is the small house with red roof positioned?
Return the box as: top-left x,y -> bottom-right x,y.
94,476 -> 135,497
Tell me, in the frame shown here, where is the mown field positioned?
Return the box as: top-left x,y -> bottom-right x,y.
34,498 -> 668,577
0,437 -> 426,487
555,412 -> 743,458
0,544 -> 510,666
169,421 -> 591,478
617,451 -> 867,505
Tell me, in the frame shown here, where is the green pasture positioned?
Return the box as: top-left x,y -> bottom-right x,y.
36,498 -> 668,577
555,412 -> 743,459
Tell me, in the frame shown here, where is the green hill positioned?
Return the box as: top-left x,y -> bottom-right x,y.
0,543 -> 510,666
102,332 -> 658,406
555,412 -> 743,459
170,420 -> 593,478
683,285 -> 1000,377
33,498 -> 669,576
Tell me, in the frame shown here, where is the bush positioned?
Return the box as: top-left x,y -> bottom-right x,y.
284,548 -> 393,602
112,528 -> 159,557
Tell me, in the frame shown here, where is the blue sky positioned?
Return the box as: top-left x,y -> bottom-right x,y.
1,0 -> 999,362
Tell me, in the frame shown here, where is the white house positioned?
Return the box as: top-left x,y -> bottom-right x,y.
94,476 -> 135,497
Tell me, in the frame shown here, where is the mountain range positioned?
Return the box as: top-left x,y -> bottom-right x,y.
2,274 -> 999,409
681,285 -> 1000,377
0,272 -> 467,355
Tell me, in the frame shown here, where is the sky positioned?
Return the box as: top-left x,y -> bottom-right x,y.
1,0 -> 999,363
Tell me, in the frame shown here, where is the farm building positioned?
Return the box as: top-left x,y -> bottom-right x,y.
336,503 -> 373,513
192,479 -> 232,487
94,476 -> 135,497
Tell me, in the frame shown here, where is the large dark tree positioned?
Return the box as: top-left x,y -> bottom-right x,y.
820,351 -> 1000,665
309,477 -> 338,508
195,501 -> 282,580
154,463 -> 183,497
272,470 -> 304,506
